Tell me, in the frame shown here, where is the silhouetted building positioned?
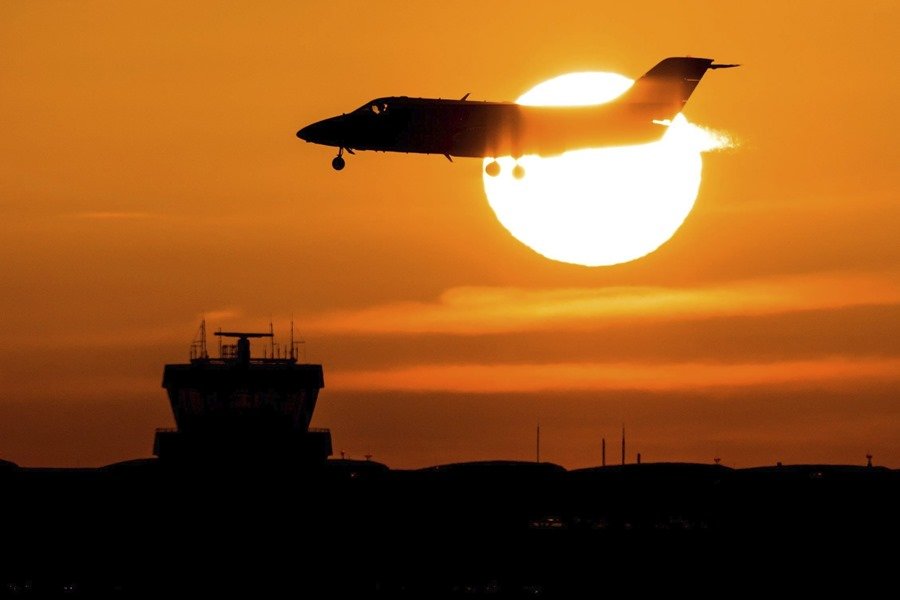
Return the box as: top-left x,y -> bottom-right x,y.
153,329 -> 331,463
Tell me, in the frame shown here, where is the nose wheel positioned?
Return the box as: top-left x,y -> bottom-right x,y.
331,147 -> 347,171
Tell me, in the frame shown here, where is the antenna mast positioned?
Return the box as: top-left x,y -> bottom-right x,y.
191,319 -> 209,360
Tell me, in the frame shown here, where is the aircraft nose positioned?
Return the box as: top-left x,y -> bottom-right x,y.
296,122 -> 320,142
296,116 -> 345,146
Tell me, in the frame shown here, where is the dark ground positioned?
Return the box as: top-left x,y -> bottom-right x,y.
0,458 -> 896,596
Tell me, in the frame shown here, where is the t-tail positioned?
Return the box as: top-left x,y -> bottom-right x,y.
621,57 -> 739,121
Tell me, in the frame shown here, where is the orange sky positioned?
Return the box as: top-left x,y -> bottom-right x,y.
1,1 -> 898,468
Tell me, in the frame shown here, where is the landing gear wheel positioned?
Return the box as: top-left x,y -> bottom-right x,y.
485,160 -> 501,177
332,155 -> 345,171
512,164 -> 525,180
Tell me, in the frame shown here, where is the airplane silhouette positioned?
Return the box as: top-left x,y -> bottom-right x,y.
297,57 -> 737,178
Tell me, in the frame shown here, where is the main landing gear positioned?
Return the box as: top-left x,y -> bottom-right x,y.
484,159 -> 526,180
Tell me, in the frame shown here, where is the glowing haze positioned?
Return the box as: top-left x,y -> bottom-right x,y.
484,72 -> 731,267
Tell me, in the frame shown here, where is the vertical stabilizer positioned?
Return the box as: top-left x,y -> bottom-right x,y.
621,56 -> 716,120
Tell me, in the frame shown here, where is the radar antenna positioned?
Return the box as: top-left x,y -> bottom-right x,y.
213,330 -> 273,364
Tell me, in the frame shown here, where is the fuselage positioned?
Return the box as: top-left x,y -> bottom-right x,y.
298,96 -> 670,159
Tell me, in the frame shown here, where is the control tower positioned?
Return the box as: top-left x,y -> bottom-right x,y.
153,323 -> 332,464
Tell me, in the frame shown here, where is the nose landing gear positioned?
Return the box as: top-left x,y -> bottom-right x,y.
332,147 -> 354,171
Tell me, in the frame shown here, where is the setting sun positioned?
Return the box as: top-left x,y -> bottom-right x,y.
483,72 -> 729,267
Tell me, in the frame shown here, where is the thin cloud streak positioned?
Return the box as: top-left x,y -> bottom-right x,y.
305,272 -> 900,335
73,211 -> 158,220
0,309 -> 242,349
329,356 -> 900,394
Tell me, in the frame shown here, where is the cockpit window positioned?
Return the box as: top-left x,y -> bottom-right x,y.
354,100 -> 391,116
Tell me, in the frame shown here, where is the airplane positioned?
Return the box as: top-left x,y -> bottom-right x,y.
296,57 -> 737,178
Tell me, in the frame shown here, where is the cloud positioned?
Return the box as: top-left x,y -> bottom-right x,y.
308,304 -> 900,372
328,356 -> 900,394
305,272 -> 900,336
0,308 -> 243,349
74,211 -> 157,220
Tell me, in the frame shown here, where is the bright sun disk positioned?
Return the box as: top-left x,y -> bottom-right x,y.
483,71 -> 730,267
